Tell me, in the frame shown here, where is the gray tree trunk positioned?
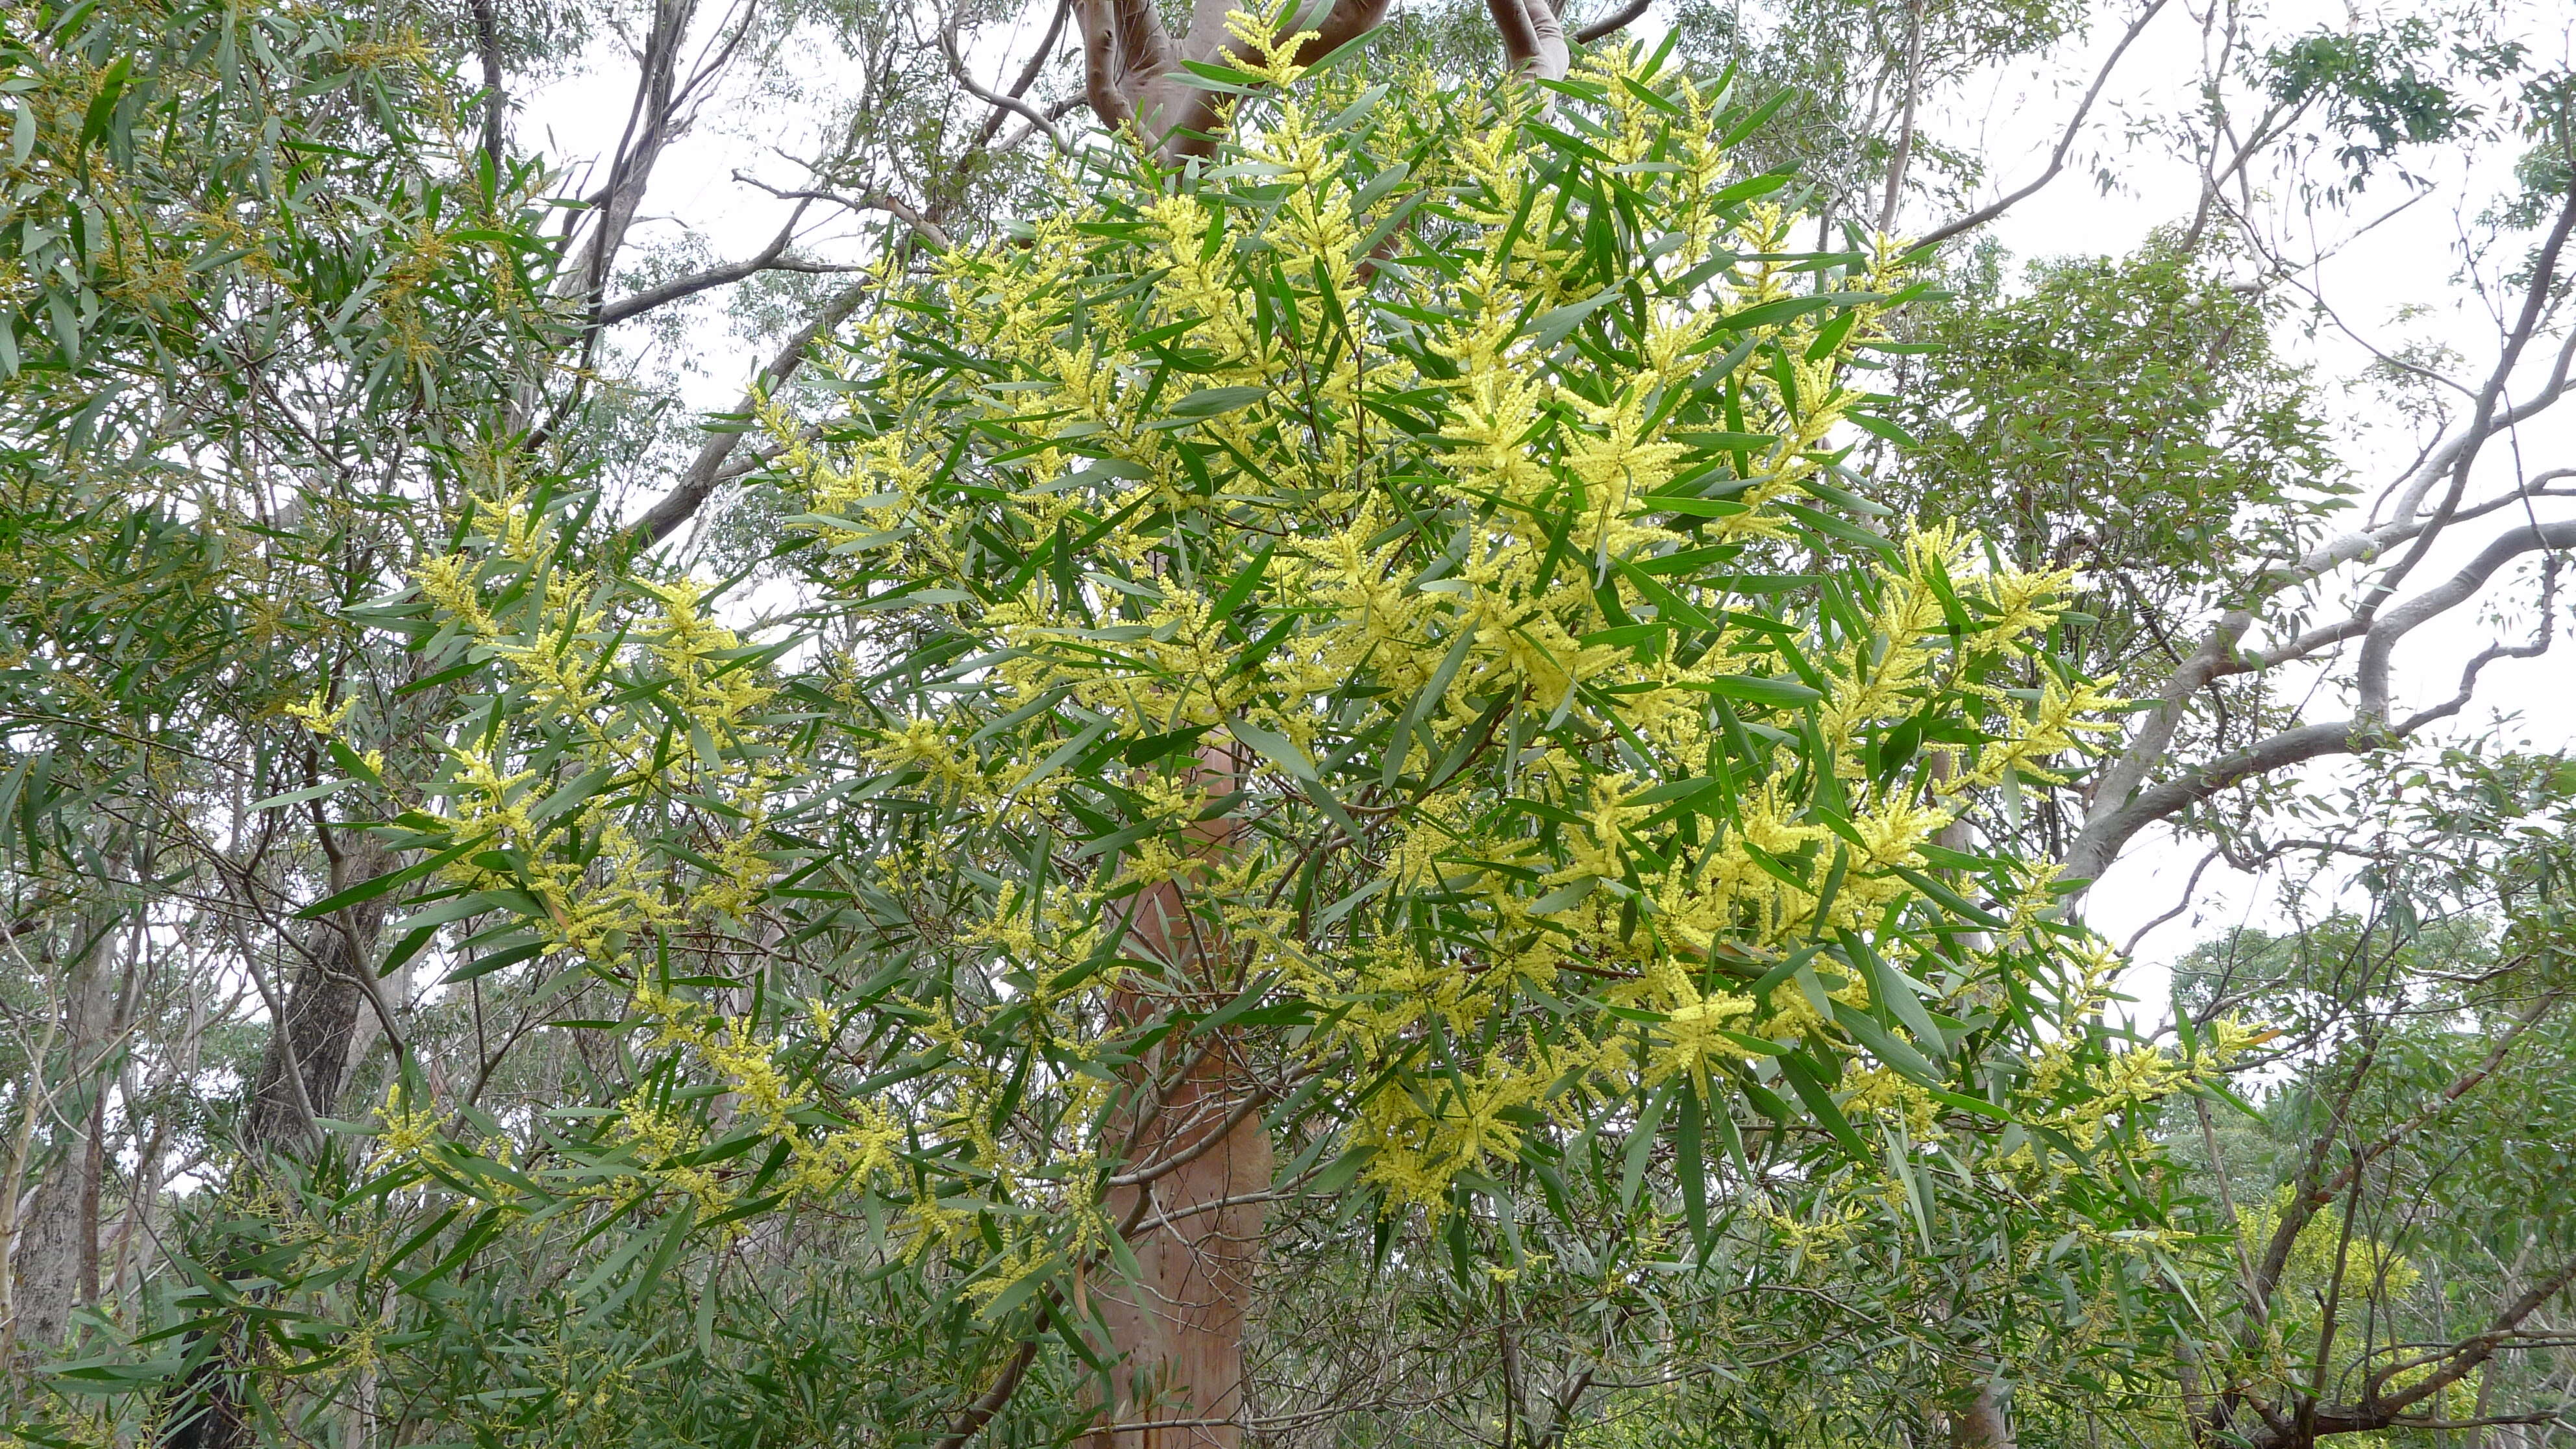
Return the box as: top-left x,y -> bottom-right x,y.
246,839 -> 396,1149
15,895 -> 125,1351
1951,1382 -> 2014,1449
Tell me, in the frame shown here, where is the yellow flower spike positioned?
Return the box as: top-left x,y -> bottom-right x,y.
370,47 -> 2186,1287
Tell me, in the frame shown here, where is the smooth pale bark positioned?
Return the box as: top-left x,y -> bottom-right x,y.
1121,0 -> 1395,159
1090,748 -> 1272,1447
1093,1052 -> 1272,1447
1951,1383 -> 2013,1449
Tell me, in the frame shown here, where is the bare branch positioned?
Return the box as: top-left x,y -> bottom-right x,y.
2357,515 -> 2574,722
2391,556 -> 2559,736
593,201 -> 873,325
965,0 -> 1073,153
2379,330 -> 2576,532
1106,1095 -> 1261,1190
854,192 -> 958,250
1877,0 -> 1923,232
578,0 -> 700,309
2349,183 -> 2576,648
943,19 -> 1074,153
995,95 -> 1093,155
1570,0 -> 1649,45
624,279 -> 873,549
2120,847 -> 2222,958
729,175 -> 959,249
1914,0 -> 2173,250
2069,517 -> 2576,882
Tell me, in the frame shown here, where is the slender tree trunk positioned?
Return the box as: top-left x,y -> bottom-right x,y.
1950,1381 -> 2014,1449
1877,0 -> 1924,232
1094,1055 -> 1272,1447
14,892 -> 124,1354
173,839 -> 399,1449
247,839 -> 397,1148
0,1009 -> 60,1361
1091,747 -> 1272,1448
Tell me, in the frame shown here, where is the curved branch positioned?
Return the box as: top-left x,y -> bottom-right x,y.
2347,184 -> 2576,646
2073,519 -> 2576,881
2391,562 -> 2558,736
2356,518 -> 2575,721
943,19 -> 1072,154
2335,1252 -> 2576,1430
1914,0 -> 2173,250
1571,0 -> 1648,45
2120,847 -> 2221,958
855,192 -> 956,250
966,0 -> 1072,153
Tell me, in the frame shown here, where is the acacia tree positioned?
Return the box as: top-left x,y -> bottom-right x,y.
9,31 -> 2248,1449
6,0 -> 2574,1442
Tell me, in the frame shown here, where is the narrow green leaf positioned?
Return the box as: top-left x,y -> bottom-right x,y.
1227,715 -> 1317,782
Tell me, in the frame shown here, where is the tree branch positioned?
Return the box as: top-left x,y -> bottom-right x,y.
2327,1252 -> 2576,1431
929,1331 -> 1045,1449
1071,0 -> 1133,132
594,202 -> 872,325
943,17 -> 1073,153
1488,0 -> 1568,79
1570,0 -> 1649,45
2120,847 -> 2221,957
2391,556 -> 2559,735
2340,188 -> 2576,694
469,0 -> 506,170
2071,519 -> 2576,881
623,279 -> 873,549
1914,0 -> 2173,250
2356,519 -> 2575,723
965,0 -> 1072,153
730,175 -> 959,249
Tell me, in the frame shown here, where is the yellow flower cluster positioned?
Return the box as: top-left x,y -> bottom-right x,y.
406,486 -> 784,964
760,41 -> 2141,1219
378,37 -> 2203,1333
